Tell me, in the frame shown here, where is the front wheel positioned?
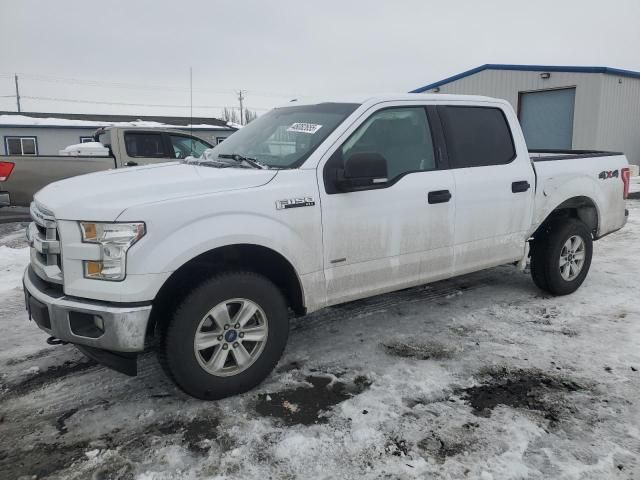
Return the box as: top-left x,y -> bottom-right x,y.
159,271 -> 289,400
530,218 -> 593,295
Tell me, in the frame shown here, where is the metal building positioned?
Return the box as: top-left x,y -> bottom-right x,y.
0,111 -> 237,156
411,64 -> 640,166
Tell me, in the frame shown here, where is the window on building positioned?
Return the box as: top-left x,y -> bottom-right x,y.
5,136 -> 38,156
124,132 -> 167,158
79,136 -> 94,143
438,106 -> 515,168
168,135 -> 212,159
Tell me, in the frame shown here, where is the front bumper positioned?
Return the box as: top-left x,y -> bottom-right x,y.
23,266 -> 152,353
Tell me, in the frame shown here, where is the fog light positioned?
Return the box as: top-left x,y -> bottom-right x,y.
94,316 -> 104,332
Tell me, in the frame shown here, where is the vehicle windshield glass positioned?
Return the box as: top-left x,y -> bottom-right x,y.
195,103 -> 359,168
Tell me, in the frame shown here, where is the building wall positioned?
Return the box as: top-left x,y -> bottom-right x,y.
596,75 -> 640,166
430,70 -> 605,151
1,127 -> 98,155
0,127 -> 233,155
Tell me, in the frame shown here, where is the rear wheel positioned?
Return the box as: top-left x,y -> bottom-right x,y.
159,271 -> 289,400
530,218 -> 593,295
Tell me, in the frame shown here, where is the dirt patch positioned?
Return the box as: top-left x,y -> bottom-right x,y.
385,437 -> 409,457
138,416 -> 221,454
0,440 -> 90,479
382,340 -> 456,360
5,348 -> 54,366
418,433 -> 471,463
6,359 -> 98,397
56,408 -> 79,435
255,375 -> 371,425
457,368 -> 582,421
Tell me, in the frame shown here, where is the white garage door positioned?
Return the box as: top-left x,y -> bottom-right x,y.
519,88 -> 576,150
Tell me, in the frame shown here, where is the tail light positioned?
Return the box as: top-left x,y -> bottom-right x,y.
0,161 -> 14,182
621,167 -> 630,199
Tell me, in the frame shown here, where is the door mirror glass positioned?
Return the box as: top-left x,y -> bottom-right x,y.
339,152 -> 388,190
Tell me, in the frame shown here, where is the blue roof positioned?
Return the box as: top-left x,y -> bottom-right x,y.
410,64 -> 640,93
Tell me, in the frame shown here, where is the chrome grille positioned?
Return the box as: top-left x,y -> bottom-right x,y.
27,202 -> 63,284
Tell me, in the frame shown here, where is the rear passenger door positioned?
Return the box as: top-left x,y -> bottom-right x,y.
436,105 -> 535,274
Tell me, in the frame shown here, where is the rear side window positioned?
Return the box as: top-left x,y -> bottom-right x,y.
124,132 -> 167,158
439,106 -> 515,168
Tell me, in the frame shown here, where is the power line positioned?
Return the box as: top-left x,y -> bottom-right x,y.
18,94 -> 271,110
0,72 -> 303,98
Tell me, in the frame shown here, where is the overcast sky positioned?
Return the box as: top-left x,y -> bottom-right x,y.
1,0 -> 639,119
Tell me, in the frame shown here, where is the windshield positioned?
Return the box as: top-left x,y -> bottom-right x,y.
195,103 -> 359,168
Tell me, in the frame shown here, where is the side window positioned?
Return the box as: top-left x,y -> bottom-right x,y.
80,136 -> 94,143
124,132 -> 167,158
438,106 -> 515,168
169,135 -> 211,159
340,107 -> 436,181
6,136 -> 37,156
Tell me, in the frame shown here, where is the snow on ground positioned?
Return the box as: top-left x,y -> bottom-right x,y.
0,203 -> 639,479
0,245 -> 29,293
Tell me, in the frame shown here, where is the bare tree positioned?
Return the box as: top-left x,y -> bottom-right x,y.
244,108 -> 258,124
221,107 -> 240,124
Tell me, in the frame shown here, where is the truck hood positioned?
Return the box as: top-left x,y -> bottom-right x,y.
34,162 -> 277,221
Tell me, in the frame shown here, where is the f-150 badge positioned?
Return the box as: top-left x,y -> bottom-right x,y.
275,197 -> 316,210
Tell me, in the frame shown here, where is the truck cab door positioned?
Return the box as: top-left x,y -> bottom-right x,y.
436,105 -> 535,274
319,105 -> 455,306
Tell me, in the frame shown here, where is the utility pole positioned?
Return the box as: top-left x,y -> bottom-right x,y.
14,74 -> 21,112
237,90 -> 245,125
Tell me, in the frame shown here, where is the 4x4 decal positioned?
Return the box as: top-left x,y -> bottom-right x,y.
599,170 -> 619,180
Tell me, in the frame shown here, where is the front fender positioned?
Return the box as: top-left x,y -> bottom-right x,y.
136,211 -> 320,276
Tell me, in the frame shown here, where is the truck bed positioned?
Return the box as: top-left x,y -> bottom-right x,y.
0,155 -> 116,207
531,149 -> 629,239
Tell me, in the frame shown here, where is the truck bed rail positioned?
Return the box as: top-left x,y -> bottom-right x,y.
530,149 -> 623,162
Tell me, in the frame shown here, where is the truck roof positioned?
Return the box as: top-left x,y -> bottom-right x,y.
280,93 -> 504,108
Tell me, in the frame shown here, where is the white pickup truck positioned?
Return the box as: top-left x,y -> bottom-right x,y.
23,94 -> 630,400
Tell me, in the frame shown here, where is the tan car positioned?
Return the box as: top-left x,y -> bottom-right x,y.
0,126 -> 214,207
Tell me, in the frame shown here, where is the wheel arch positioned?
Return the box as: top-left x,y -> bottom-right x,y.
533,195 -> 599,240
147,243 -> 306,340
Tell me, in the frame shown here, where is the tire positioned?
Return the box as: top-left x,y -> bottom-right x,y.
159,271 -> 289,400
529,218 -> 593,295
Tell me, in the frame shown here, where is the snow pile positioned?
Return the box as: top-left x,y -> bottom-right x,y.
59,142 -> 110,156
0,114 -> 232,131
0,245 -> 29,292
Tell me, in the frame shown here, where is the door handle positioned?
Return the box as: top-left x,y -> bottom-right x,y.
428,189 -> 452,204
124,161 -> 138,167
512,180 -> 530,193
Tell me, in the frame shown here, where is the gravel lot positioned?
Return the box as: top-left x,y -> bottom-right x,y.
0,201 -> 638,480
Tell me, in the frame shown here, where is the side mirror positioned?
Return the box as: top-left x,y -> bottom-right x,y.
339,152 -> 388,191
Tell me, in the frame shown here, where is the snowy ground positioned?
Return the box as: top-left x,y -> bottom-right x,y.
0,203 -> 639,480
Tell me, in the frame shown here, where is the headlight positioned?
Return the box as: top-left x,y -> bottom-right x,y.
80,222 -> 145,281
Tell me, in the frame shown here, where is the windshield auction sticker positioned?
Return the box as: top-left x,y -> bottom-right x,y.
287,123 -> 323,134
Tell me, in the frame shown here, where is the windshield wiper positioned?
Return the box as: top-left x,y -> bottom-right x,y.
217,153 -> 268,169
